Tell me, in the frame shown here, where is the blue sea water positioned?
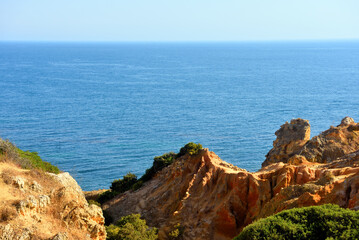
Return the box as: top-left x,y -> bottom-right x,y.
0,41 -> 359,191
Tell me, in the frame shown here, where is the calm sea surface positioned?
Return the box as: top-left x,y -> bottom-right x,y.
1,41 -> 359,190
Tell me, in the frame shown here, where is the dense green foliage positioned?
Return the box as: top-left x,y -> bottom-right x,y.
106,214 -> 158,240
234,204 -> 359,240
0,138 -> 60,174
17,149 -> 60,174
111,172 -> 138,193
98,173 -> 139,204
140,152 -> 176,182
177,142 -> 202,158
97,190 -> 118,205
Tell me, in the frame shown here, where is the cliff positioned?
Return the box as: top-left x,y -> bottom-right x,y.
0,154 -> 106,239
103,117 -> 359,240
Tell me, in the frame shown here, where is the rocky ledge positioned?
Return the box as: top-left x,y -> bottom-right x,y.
102,117 -> 359,240
0,163 -> 106,239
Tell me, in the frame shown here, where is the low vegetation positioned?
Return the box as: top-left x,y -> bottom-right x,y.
234,204 -> 359,240
111,172 -> 138,193
106,213 -> 158,240
140,152 -> 177,182
168,223 -> 184,240
177,142 -> 203,158
0,138 -> 60,174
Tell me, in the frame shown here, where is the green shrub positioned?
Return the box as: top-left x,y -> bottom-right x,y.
0,138 -> 59,174
168,223 -> 184,239
234,204 -> 359,240
97,190 -> 119,204
140,152 -> 176,182
177,142 -> 202,158
111,172 -> 138,193
132,180 -> 143,191
106,213 -> 158,240
88,200 -> 101,207
17,149 -> 60,174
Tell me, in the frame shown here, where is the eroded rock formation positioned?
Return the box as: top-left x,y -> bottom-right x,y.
263,119 -> 311,167
0,163 -> 106,240
263,117 -> 359,166
103,117 -> 359,240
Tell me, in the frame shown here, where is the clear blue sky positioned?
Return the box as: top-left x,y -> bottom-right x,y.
1,0 -> 358,42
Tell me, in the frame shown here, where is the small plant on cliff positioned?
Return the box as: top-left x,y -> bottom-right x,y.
106,213 -> 158,240
176,142 -> 202,158
111,172 -> 138,193
0,138 -> 60,174
315,171 -> 335,186
98,173 -> 139,205
234,204 -> 359,240
140,152 -> 177,182
87,199 -> 101,207
97,190 -> 118,205
168,223 -> 184,239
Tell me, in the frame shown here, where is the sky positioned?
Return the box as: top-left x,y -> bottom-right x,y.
0,0 -> 359,42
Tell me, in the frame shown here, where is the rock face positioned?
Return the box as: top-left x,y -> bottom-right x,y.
263,119 -> 310,167
104,117 -> 359,240
0,163 -> 106,240
263,117 -> 359,166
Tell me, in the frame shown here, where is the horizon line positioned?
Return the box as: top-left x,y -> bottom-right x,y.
1,38 -> 359,44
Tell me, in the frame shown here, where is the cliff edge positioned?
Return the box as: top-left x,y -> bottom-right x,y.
0,140 -> 106,240
103,117 -> 359,240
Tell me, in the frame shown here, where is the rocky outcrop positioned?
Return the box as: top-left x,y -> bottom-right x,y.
103,117 -> 359,240
263,117 -> 359,166
263,118 -> 311,167
0,163 -> 106,240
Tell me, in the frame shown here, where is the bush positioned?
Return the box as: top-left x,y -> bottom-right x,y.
88,200 -> 101,207
17,149 -> 60,174
106,213 -> 158,240
97,190 -> 119,205
0,138 -> 60,174
140,152 -> 176,182
132,180 -> 143,191
168,223 -> 184,239
111,172 -> 138,193
315,171 -> 335,186
98,173 -> 138,204
177,142 -> 202,158
234,204 -> 359,240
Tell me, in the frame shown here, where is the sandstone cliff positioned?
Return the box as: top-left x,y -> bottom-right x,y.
263,116 -> 359,166
0,162 -> 106,240
103,117 -> 359,240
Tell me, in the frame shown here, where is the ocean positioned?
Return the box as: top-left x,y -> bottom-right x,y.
1,41 -> 359,190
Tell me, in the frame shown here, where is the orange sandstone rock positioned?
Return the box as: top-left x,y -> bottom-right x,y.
103,149 -> 359,240
103,117 -> 359,240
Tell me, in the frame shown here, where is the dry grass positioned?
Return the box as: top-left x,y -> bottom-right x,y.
315,171 -> 335,186
281,183 -> 321,199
